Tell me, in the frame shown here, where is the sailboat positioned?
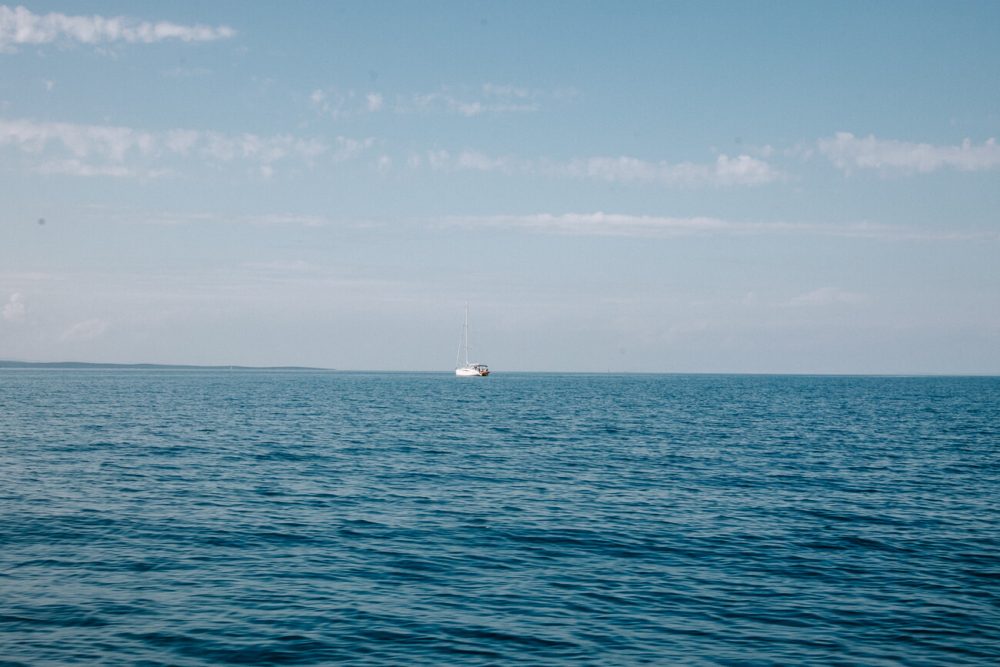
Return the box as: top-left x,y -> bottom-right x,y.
455,304 -> 490,376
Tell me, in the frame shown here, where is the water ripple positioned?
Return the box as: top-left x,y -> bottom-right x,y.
1,371 -> 998,664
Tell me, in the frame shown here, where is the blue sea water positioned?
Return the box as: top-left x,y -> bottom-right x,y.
1,370 -> 998,665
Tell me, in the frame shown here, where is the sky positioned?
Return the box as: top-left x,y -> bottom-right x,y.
1,1 -> 998,373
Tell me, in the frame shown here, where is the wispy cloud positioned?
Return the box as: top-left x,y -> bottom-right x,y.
556,153 -> 783,186
162,66 -> 212,78
818,132 -> 1000,174
440,212 -> 1000,241
417,149 -> 522,173
59,318 -> 109,341
0,4 -> 235,52
309,83 -> 571,119
244,260 -> 318,273
75,207 -> 346,228
64,205 -> 1000,242
405,83 -> 543,116
0,118 -> 157,161
0,117 -> 368,177
448,212 -> 731,236
197,130 -> 329,163
410,150 -> 783,187
365,93 -> 384,112
309,88 -> 385,120
33,159 -> 168,179
2,292 -> 25,323
784,287 -> 869,307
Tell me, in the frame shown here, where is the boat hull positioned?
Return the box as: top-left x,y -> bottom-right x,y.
455,365 -> 489,376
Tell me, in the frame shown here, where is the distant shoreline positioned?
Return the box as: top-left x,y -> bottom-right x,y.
0,360 -> 333,371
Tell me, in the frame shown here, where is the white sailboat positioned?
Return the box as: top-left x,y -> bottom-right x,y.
455,304 -> 490,376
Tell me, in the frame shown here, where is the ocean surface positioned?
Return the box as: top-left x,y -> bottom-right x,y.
1,370 -> 998,665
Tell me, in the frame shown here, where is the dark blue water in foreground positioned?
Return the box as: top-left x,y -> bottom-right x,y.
1,371 -> 998,665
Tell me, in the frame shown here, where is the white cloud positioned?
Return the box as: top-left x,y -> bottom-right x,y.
2,292 -> 25,322
413,149 -> 782,187
0,5 -> 235,52
0,118 -> 155,160
249,214 -> 331,227
309,88 -> 371,119
481,83 -> 530,99
0,117 -> 361,177
560,153 -> 783,186
82,209 -> 340,228
33,158 -> 167,178
310,82 -> 566,119
712,154 -> 780,185
456,150 -> 510,171
308,88 -> 386,118
421,149 -> 518,173
330,136 -> 375,162
60,318 -> 109,341
164,129 -> 199,154
818,132 -> 1000,174
406,84 -> 541,116
440,212 -> 1000,241
452,212 -> 730,236
65,202 -> 1000,242
200,131 -> 328,163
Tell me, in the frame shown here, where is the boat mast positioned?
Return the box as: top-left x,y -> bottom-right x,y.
463,302 -> 470,366
456,303 -> 469,369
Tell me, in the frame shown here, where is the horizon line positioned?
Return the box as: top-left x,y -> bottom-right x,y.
1,360 -> 997,378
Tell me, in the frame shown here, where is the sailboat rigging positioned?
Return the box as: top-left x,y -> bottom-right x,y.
455,304 -> 490,376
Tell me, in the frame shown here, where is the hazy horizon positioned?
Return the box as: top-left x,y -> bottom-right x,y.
2,2 -> 999,374
4,358 -> 1000,379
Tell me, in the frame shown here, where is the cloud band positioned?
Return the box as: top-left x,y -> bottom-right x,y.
0,5 -> 235,51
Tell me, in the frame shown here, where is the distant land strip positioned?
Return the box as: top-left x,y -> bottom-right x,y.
0,360 -> 332,371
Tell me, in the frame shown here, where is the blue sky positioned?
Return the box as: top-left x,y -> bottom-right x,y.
1,1 -> 998,372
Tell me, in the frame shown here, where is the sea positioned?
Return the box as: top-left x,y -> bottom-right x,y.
1,370 -> 998,665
